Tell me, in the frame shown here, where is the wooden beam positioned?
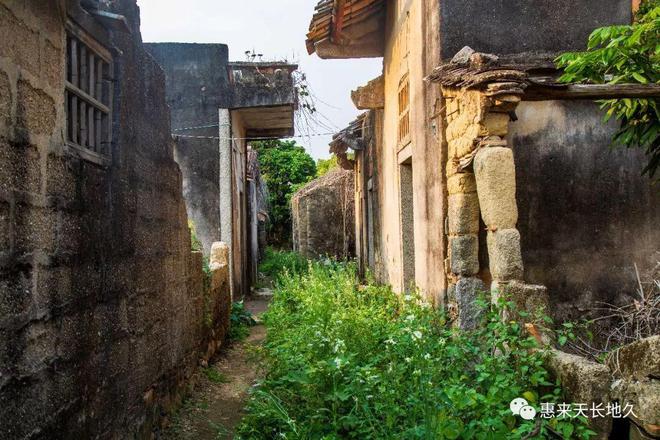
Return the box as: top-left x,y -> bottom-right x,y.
524,83 -> 660,101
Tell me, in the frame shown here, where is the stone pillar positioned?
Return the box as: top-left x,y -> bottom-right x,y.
444,91 -> 486,329
443,85 -> 551,328
218,109 -> 233,299
474,145 -> 523,283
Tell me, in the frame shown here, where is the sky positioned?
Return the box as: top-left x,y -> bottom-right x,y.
137,0 -> 383,160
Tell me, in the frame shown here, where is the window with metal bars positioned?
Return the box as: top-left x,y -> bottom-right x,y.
65,24 -> 113,164
397,75 -> 410,145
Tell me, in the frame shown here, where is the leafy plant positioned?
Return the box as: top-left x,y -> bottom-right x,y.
228,301 -> 257,342
555,1 -> 660,178
252,140 -> 317,246
236,261 -> 595,439
189,220 -> 203,252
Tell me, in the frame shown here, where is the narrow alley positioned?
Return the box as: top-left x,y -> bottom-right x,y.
0,1 -> 658,439
163,296 -> 269,440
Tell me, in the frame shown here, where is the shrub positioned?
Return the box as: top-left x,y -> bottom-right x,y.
236,262 -> 595,439
228,301 -> 257,342
258,247 -> 310,283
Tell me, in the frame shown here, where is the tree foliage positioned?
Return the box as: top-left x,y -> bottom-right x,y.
253,140 -> 316,246
316,155 -> 339,177
555,1 -> 660,178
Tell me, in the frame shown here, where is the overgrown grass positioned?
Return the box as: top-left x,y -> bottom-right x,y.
236,260 -> 595,439
258,247 -> 309,284
203,367 -> 230,384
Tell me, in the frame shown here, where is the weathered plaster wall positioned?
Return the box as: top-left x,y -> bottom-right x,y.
145,43 -> 232,255
439,0 -> 631,59
509,100 -> 660,321
292,169 -> 355,260
0,1 -> 230,438
376,0 -> 445,304
230,111 -> 248,298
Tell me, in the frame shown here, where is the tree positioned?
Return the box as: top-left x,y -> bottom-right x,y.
253,140 -> 316,246
316,155 -> 339,177
555,1 -> 660,178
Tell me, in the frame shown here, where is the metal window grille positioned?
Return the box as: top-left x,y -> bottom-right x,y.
65,24 -> 113,162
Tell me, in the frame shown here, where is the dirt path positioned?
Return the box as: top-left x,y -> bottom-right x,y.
163,294 -> 271,440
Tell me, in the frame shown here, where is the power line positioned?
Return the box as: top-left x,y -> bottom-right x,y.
172,131 -> 342,141
171,124 -> 373,142
172,122 -> 235,132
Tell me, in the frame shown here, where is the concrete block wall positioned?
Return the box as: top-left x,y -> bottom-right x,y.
0,1 -> 230,438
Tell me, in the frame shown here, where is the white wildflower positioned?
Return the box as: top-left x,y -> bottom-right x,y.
412,330 -> 423,340
333,339 -> 345,353
423,353 -> 431,360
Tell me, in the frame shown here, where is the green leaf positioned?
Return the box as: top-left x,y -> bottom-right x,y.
441,418 -> 464,439
632,72 -> 649,83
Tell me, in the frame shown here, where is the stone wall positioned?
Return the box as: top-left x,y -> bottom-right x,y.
292,169 -> 355,260
0,1 -> 230,438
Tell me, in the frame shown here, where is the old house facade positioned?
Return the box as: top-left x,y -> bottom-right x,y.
308,2 -> 660,435
145,44 -> 298,298
0,1 -> 232,438
306,0 -> 659,319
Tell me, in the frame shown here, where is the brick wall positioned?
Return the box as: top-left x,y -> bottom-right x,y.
0,1 -> 230,438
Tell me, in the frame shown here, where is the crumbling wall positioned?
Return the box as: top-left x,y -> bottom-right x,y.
436,53 -> 658,438
0,1 -> 230,438
292,169 -> 355,260
229,62 -> 297,109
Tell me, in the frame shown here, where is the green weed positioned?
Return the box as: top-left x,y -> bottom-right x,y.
203,367 -> 230,384
258,247 -> 309,284
236,261 -> 596,439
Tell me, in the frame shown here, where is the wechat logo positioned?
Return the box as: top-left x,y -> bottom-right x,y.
510,397 -> 537,420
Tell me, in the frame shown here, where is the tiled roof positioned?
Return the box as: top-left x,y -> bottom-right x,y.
306,0 -> 385,55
